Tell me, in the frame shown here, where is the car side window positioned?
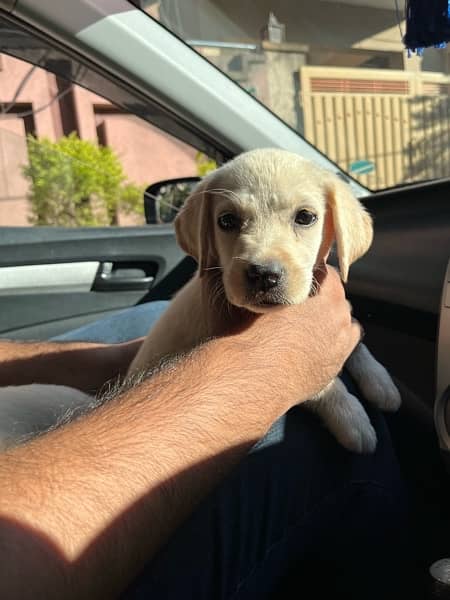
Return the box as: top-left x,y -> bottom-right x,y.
0,53 -> 206,227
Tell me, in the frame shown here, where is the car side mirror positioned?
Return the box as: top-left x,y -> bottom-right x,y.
144,177 -> 201,224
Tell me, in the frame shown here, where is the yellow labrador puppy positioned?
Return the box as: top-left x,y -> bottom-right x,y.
130,148 -> 400,453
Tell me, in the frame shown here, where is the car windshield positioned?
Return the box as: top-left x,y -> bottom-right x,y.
136,0 -> 450,192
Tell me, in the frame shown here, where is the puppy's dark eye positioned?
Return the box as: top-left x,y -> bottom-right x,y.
295,209 -> 317,227
218,213 -> 240,232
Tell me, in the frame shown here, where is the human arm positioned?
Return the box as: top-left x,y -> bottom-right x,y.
0,338 -> 143,393
0,267 -> 360,599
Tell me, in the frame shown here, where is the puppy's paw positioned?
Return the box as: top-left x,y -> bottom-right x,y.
329,393 -> 378,454
346,344 -> 401,413
307,387 -> 377,454
356,364 -> 401,413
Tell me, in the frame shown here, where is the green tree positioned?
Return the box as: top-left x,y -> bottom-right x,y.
23,133 -> 144,226
196,152 -> 216,177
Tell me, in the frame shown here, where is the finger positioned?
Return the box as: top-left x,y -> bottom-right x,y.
358,321 -> 365,342
350,319 -> 363,349
313,260 -> 327,285
339,300 -> 353,327
324,264 -> 340,278
322,266 -> 345,298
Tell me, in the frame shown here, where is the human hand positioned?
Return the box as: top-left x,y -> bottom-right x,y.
228,266 -> 361,411
109,337 -> 145,377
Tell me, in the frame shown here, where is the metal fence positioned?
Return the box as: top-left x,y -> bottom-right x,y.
300,66 -> 450,190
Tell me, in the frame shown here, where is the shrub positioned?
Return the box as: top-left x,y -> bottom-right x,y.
23,133 -> 143,226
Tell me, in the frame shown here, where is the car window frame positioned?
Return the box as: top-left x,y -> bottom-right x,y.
1,0 -> 369,198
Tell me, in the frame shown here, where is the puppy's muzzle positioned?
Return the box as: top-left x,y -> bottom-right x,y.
246,261 -> 284,293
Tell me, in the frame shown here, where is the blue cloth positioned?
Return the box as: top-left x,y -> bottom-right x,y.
123,394 -> 407,600
51,301 -> 169,343
57,303 -> 408,599
404,0 -> 450,54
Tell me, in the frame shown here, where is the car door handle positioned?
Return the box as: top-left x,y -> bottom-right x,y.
93,262 -> 155,292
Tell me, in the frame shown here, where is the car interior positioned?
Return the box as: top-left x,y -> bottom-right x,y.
1,0 -> 450,597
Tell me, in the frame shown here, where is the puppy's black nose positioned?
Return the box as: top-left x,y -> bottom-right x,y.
246,262 -> 283,291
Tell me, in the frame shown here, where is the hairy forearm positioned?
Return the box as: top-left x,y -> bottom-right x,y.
0,268 -> 360,599
0,339 -> 142,393
0,335 -> 291,599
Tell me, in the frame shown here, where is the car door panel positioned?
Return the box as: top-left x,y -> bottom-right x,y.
0,225 -> 183,339
347,179 -> 450,408
0,261 -> 101,294
350,179 -> 450,315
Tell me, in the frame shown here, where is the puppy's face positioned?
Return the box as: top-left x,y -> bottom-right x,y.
211,173 -> 325,312
175,149 -> 372,314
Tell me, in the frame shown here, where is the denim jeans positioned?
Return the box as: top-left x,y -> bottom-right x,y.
51,301 -> 170,344
55,302 -> 408,599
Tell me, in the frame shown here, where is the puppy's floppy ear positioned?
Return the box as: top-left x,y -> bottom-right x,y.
174,177 -> 217,277
324,178 -> 373,282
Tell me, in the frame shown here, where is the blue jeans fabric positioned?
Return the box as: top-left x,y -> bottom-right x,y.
51,301 -> 170,344
56,303 -> 407,599
122,398 -> 407,600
